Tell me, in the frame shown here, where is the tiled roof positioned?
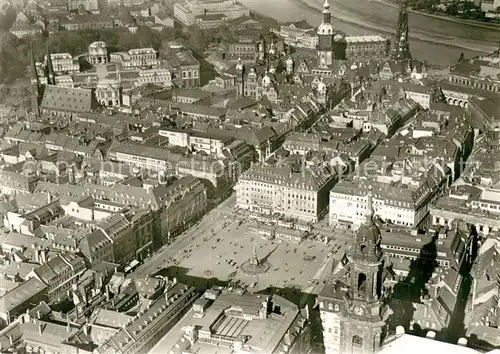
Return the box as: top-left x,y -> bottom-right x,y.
41,86 -> 95,113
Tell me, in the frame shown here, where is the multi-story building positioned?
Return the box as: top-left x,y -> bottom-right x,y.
173,0 -> 249,26
68,0 -> 99,13
430,137 -> 500,237
136,69 -> 172,88
9,23 -> 43,38
128,48 -> 158,67
164,41 -> 200,88
60,15 -> 114,31
343,35 -> 390,61
151,287 -> 306,354
276,20 -> 318,49
93,281 -> 199,354
236,163 -> 337,223
430,186 -> 500,237
44,53 -> 80,74
442,50 -> 500,107
0,278 -> 48,326
195,13 -> 228,28
28,253 -> 86,303
171,88 -> 211,103
329,158 -> 451,229
95,208 -> 155,264
159,128 -> 234,158
466,231 -> 500,348
225,41 -> 258,62
468,96 -> 500,146
448,52 -> 500,94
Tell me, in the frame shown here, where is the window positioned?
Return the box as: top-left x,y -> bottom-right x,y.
352,335 -> 363,347
358,273 -> 367,292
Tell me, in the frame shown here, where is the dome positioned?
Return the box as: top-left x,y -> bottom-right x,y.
236,58 -> 244,71
317,23 -> 334,35
317,80 -> 326,91
355,223 -> 380,245
262,71 -> 272,85
355,189 -> 380,245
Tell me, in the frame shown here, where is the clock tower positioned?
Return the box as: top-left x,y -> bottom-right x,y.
317,0 -> 335,68
319,189 -> 390,354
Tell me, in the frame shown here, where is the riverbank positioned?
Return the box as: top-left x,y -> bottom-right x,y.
238,0 -> 496,65
374,0 -> 500,31
295,0 -> 497,53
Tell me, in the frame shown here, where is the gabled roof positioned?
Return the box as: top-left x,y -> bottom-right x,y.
41,86 -> 96,113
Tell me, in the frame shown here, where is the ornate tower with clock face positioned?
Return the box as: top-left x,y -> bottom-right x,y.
319,188 -> 389,354
317,0 -> 335,68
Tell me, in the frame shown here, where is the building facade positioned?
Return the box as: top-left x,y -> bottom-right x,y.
236,163 -> 337,223
344,35 -> 390,61
44,53 -> 80,74
173,0 -> 249,26
277,20 -> 318,49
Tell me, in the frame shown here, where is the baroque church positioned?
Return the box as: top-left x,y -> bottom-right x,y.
318,190 -> 393,354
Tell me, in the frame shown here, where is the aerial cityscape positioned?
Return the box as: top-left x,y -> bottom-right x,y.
0,0 -> 499,352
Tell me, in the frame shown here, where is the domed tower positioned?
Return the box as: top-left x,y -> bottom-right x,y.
344,187 -> 386,354
317,0 -> 335,68
286,56 -> 294,75
262,70 -> 272,89
236,57 -> 245,97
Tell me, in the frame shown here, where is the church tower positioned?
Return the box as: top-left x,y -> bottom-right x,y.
29,44 -> 41,117
235,57 -> 245,97
46,44 -> 56,86
317,0 -> 335,68
391,0 -> 412,61
318,188 -> 389,354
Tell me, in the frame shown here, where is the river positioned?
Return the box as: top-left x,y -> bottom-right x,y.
239,0 -> 500,66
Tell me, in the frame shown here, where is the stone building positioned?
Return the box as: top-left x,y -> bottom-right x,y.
236,163 -> 337,223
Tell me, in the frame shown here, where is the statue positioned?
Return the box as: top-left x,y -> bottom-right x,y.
252,245 -> 260,266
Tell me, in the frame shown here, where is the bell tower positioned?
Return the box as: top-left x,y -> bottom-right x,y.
343,189 -> 386,354
318,188 -> 389,354
317,0 -> 335,68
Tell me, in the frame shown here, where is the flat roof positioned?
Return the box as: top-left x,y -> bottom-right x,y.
150,291 -> 299,354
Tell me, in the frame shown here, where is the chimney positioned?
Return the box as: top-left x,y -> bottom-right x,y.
8,335 -> 13,345
38,323 -> 43,335
47,192 -> 51,204
83,324 -> 90,336
37,310 -> 40,319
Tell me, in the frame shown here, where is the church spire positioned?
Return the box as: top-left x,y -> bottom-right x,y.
29,42 -> 41,117
391,0 -> 411,61
46,43 -> 56,86
322,0 -> 331,23
364,187 -> 374,226
29,42 -> 38,81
